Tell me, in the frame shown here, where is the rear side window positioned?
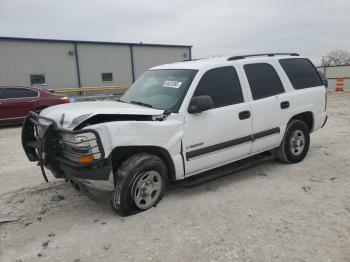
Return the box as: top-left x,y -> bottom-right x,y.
4,88 -> 38,99
194,66 -> 243,108
279,58 -> 323,89
244,63 -> 285,100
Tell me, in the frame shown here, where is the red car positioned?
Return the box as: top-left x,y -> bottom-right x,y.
0,86 -> 69,125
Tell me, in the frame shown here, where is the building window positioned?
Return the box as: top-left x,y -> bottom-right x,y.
30,74 -> 46,85
102,72 -> 113,82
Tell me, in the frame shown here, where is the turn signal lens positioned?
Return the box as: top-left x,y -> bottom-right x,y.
77,155 -> 94,163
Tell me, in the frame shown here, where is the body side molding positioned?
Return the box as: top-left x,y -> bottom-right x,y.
186,127 -> 280,161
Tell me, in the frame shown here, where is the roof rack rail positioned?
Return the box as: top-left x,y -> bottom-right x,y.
183,58 -> 206,62
227,53 -> 299,61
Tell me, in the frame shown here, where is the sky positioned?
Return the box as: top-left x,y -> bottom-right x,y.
0,0 -> 349,65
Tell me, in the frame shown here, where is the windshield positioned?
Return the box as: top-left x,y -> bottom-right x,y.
120,69 -> 197,111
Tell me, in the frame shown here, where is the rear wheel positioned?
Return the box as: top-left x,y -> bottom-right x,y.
111,153 -> 167,216
275,120 -> 310,163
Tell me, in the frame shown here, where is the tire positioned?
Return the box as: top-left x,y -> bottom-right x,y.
275,120 -> 310,164
111,153 -> 167,216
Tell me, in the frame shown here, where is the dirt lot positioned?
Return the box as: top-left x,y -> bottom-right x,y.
0,92 -> 349,262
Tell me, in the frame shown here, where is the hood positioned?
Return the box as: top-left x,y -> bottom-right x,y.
40,101 -> 165,129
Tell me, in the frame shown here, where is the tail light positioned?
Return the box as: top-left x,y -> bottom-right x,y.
59,96 -> 70,103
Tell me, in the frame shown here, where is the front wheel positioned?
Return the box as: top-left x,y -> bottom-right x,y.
275,120 -> 310,163
111,153 -> 167,216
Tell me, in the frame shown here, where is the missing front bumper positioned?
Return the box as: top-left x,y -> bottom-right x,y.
22,112 -> 113,185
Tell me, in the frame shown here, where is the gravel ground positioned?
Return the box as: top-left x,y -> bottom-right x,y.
0,92 -> 349,262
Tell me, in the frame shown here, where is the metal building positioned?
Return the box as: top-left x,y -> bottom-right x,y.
317,65 -> 350,91
0,37 -> 192,89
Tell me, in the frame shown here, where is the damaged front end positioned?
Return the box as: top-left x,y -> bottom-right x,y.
22,112 -> 113,189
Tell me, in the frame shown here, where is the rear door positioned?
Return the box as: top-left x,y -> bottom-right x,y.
182,66 -> 253,176
1,88 -> 38,121
279,58 -> 326,130
242,62 -> 294,153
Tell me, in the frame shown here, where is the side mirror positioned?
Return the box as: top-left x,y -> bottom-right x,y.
323,79 -> 328,88
318,71 -> 328,88
188,95 -> 214,113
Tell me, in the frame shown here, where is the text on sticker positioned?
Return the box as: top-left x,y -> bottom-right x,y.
163,80 -> 182,88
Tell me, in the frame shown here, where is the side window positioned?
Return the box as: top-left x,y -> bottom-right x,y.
193,66 -> 243,108
244,63 -> 285,100
25,89 -> 38,97
4,88 -> 37,98
0,89 -> 5,99
279,58 -> 323,89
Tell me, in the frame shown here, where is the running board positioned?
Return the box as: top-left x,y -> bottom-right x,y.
175,152 -> 275,188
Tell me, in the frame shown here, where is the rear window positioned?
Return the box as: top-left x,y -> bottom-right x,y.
279,58 -> 323,89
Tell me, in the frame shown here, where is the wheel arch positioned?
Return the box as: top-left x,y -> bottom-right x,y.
289,111 -> 314,132
110,146 -> 176,183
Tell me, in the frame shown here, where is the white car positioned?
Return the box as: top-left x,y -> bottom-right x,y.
22,53 -> 327,216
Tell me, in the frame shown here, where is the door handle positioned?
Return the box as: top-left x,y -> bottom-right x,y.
27,100 -> 36,103
239,110 -> 250,120
280,101 -> 290,109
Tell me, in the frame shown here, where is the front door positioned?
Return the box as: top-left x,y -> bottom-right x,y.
182,66 -> 253,176
2,88 -> 38,120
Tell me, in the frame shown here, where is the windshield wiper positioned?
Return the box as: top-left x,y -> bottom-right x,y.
130,100 -> 153,108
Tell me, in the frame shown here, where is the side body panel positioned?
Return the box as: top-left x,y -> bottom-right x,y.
86,114 -> 186,180
275,58 -> 327,132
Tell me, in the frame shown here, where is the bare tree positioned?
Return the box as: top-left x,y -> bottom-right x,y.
321,49 -> 350,66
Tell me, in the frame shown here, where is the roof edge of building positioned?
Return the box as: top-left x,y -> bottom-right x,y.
0,36 -> 192,48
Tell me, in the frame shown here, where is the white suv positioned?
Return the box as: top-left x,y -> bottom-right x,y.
22,53 -> 327,216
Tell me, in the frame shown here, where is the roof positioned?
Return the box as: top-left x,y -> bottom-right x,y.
0,36 -> 192,48
151,54 -> 306,71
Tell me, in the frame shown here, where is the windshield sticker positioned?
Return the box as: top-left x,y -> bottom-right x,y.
162,80 -> 182,89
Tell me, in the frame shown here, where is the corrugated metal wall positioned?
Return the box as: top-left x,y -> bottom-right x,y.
0,39 -> 78,88
0,38 -> 191,90
317,65 -> 350,91
77,43 -> 133,87
133,46 -> 190,78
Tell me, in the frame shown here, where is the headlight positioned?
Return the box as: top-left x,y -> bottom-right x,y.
60,133 -> 101,164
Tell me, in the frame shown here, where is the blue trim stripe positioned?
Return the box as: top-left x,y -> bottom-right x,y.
73,43 -> 82,88
129,45 -> 135,83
